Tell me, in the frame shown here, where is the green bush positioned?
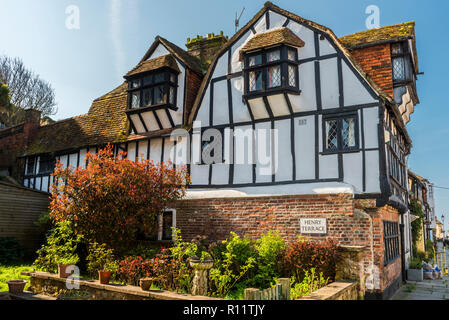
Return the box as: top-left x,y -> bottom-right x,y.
246,231 -> 286,289
209,232 -> 256,297
290,268 -> 329,300
0,237 -> 25,265
86,242 -> 117,275
425,240 -> 435,261
409,257 -> 423,269
33,221 -> 83,273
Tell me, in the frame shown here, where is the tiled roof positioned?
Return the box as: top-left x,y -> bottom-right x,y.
339,22 -> 415,49
239,27 -> 305,60
339,22 -> 418,73
140,37 -> 203,75
24,83 -> 129,156
124,54 -> 180,78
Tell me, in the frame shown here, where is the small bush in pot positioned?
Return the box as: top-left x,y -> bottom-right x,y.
407,257 -> 424,281
55,255 -> 79,278
86,242 -> 117,284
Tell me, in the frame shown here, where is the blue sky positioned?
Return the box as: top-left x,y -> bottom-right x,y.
1,0 -> 448,225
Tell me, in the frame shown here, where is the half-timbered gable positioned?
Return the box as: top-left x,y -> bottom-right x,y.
188,2 -> 384,198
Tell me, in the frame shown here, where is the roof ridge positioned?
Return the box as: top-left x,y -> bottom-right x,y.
38,113 -> 89,129
339,21 -> 415,40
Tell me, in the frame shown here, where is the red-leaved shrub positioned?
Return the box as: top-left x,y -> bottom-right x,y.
280,238 -> 340,282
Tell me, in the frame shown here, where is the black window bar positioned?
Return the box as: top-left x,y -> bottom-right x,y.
384,220 -> 400,265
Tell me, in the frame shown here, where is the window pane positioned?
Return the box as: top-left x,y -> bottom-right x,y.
342,118 -> 356,148
154,72 -> 164,84
288,65 -> 297,87
131,91 -> 140,108
26,158 -> 35,175
248,54 -> 262,67
154,85 -> 165,104
249,70 -> 263,91
143,75 -> 153,86
169,86 -> 175,104
392,57 -> 405,81
287,49 -> 296,61
267,65 -> 281,88
325,120 -> 338,151
267,49 -> 280,62
143,88 -> 153,106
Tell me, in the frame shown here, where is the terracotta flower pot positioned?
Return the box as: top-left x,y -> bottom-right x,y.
139,278 -> 155,291
7,280 -> 27,294
58,264 -> 73,279
98,271 -> 112,284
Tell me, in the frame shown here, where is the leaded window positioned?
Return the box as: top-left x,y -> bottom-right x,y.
323,114 -> 359,153
244,45 -> 299,97
391,42 -> 414,84
127,69 -> 178,109
38,155 -> 55,174
384,221 -> 400,265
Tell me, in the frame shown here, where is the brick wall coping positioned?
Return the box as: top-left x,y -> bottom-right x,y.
338,245 -> 366,253
183,191 -> 355,201
21,271 -> 222,300
300,282 -> 358,300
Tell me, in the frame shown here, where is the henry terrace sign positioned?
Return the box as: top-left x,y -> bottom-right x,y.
300,218 -> 327,235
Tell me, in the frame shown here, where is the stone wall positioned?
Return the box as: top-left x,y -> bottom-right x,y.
300,282 -> 359,300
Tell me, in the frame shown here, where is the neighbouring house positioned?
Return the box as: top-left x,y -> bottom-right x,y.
408,170 -> 437,253
0,2 -> 423,299
435,218 -> 444,240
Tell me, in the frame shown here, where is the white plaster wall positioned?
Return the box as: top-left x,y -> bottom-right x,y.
148,43 -> 170,60
343,152 -> 363,192
59,155 -> 68,169
342,60 -> 376,106
231,30 -> 253,74
319,37 -> 336,56
294,115 -> 315,180
214,55 -> 228,79
137,140 -> 148,162
290,61 -> 316,112
233,125 -> 253,184
79,148 -> 87,169
213,80 -> 229,125
36,177 -> 42,191
231,78 -> 252,123
253,15 -> 267,33
196,87 -> 210,127
69,153 -> 78,168
211,163 -> 229,185
249,98 -> 269,119
365,150 -> 380,193
149,138 -> 162,164
155,109 -> 171,129
142,111 -> 159,132
288,21 -> 315,60
274,119 -> 293,181
363,107 -> 379,149
163,138 -> 175,163
268,10 -> 287,29
130,114 -> 145,133
319,154 -> 338,179
320,57 -> 339,109
127,142 -> 137,162
41,176 -> 49,193
255,121 -> 273,183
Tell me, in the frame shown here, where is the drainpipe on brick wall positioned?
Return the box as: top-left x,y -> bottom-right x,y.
354,208 -> 380,291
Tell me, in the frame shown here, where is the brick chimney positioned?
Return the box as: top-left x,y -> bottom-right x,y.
186,32 -> 228,71
24,108 -> 41,125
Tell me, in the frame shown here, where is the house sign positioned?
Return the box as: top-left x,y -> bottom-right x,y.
300,218 -> 327,235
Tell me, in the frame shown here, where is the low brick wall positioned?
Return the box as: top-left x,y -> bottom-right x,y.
22,271 -> 221,300
300,282 -> 359,300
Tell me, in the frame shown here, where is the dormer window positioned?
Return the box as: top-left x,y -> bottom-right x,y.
239,28 -> 304,100
391,42 -> 414,84
128,69 -> 178,110
243,45 -> 299,97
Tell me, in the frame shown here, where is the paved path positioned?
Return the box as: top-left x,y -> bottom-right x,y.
392,277 -> 449,300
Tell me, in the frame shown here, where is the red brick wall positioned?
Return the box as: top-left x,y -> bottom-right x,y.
184,70 -> 203,123
176,194 -> 402,295
0,121 -> 39,179
350,44 -> 393,98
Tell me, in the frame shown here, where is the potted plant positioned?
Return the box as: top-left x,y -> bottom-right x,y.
139,277 -> 156,291
86,242 -> 117,285
56,255 -> 79,279
407,258 -> 423,281
7,280 -> 28,294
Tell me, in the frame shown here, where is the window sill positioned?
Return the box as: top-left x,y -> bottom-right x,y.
244,87 -> 301,100
320,148 -> 360,155
126,103 -> 178,115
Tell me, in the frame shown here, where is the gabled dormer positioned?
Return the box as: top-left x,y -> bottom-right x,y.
124,36 -> 203,134
239,28 -> 305,120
